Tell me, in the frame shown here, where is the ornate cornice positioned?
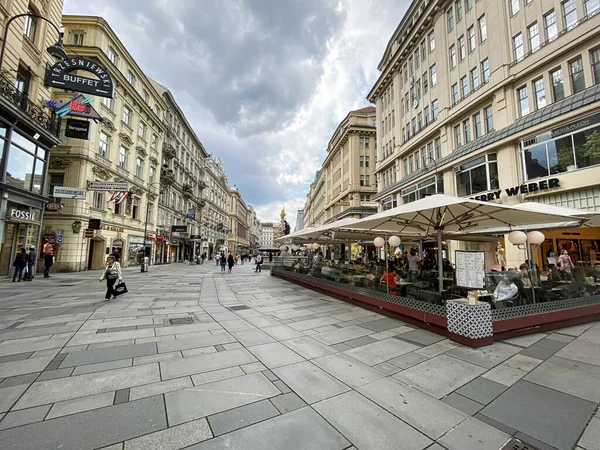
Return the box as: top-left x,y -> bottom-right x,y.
136,145 -> 147,157
92,166 -> 112,180
49,157 -> 72,170
101,118 -> 117,133
119,132 -> 133,146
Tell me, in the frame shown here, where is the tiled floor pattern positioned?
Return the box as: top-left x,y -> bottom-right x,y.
0,263 -> 598,450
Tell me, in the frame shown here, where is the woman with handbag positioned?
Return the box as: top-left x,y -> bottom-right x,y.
100,255 -> 122,301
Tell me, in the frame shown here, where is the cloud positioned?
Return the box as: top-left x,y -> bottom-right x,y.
63,0 -> 410,226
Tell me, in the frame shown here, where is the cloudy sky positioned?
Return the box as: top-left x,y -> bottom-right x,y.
63,0 -> 410,226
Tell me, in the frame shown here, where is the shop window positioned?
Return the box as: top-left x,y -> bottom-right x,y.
402,177 -> 444,204
455,153 -> 499,196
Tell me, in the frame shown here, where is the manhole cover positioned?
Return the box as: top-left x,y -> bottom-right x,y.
166,317 -> 195,325
499,438 -> 540,450
227,305 -> 251,311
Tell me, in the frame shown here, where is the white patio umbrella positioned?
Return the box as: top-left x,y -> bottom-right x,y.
347,194 -> 586,292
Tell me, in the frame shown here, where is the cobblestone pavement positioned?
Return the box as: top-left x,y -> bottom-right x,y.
0,263 -> 598,450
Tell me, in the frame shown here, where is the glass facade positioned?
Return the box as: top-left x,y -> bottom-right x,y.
1,127 -> 48,195
455,154 -> 499,197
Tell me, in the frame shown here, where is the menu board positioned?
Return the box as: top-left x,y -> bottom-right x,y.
455,250 -> 486,289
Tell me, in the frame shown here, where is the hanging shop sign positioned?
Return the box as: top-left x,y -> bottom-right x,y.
45,58 -> 114,98
65,118 -> 91,139
8,208 -> 35,221
171,225 -> 187,232
88,219 -> 101,230
470,178 -> 560,202
87,181 -> 130,192
156,236 -> 164,242
45,202 -> 62,211
49,95 -> 103,122
53,186 -> 87,199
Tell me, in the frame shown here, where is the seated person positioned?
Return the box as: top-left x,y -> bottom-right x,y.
442,259 -> 454,273
381,263 -> 399,295
493,275 -> 518,303
547,265 -> 563,283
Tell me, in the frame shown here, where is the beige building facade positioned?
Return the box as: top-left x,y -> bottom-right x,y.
303,169 -> 326,227
202,156 -> 230,258
369,0 -> 600,268
227,186 -> 249,256
42,15 -> 166,271
0,0 -> 65,275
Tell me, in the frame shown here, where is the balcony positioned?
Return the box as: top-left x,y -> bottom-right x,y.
162,143 -> 176,160
0,74 -> 61,139
161,171 -> 175,185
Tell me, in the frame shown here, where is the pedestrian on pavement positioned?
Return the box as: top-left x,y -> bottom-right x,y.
25,246 -> 37,281
255,253 -> 263,273
220,253 -> 226,273
44,250 -> 54,278
227,253 -> 235,273
12,248 -> 28,282
201,252 -> 206,263
100,255 -> 122,302
215,253 -> 220,266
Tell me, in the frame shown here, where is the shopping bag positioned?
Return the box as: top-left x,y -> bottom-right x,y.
114,281 -> 128,296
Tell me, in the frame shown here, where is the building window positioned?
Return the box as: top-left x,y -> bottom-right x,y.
518,86 -> 529,116
138,121 -> 146,139
149,166 -> 156,184
360,136 -> 370,149
102,96 -> 113,110
473,112 -> 482,138
544,10 -> 558,41
427,142 -> 434,161
458,35 -> 466,61
428,31 -> 436,52
131,198 -> 139,220
513,33 -> 524,62
450,45 -> 457,68
460,76 -> 468,98
466,0 -> 473,11
550,68 -> 565,101
484,105 -> 494,132
470,67 -> 479,91
153,105 -> 161,117
151,134 -> 157,149
527,22 -> 540,53
107,47 -> 118,65
481,58 -> 490,83
591,48 -> 600,84
456,0 -> 463,21
456,154 -> 499,196
510,0 -> 520,16
126,71 -> 135,86
562,0 -> 578,30
585,0 -> 600,15
365,156 -> 370,167
454,125 -> 462,148
451,83 -> 459,105
478,15 -> 487,42
135,157 -> 143,178
71,32 -> 84,45
432,99 -> 439,120
447,8 -> 454,31
93,191 -> 105,209
418,112 -> 423,130
430,64 -> 437,86
119,146 -> 127,168
467,26 -> 476,52
122,107 -> 131,126
98,132 -> 109,158
422,72 -> 428,93
23,10 -> 37,41
424,105 -> 430,124
360,155 -> 365,167
415,49 -> 420,70
569,57 -> 586,94
421,40 -> 427,61
464,120 -> 472,144
435,138 -> 442,159
142,90 -> 149,103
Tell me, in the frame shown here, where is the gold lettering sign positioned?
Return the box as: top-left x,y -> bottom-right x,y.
101,225 -> 124,232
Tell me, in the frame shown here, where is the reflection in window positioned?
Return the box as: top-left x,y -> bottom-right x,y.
6,145 -> 34,190
455,154 -> 499,197
562,0 -> 578,30
551,68 -> 565,101
32,158 -> 44,194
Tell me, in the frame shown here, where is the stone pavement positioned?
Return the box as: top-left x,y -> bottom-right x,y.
0,263 -> 598,450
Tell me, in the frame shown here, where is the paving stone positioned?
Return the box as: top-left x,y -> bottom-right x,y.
312,326 -> 372,345
273,361 -> 350,404
60,343 -> 156,368
165,372 -> 280,426
72,358 -> 133,376
231,328 -> 274,346
438,417 -> 511,450
502,354 -> 543,372
262,370 -> 279,382
553,323 -> 594,337
132,351 -> 182,365
260,324 -> 305,340
359,317 -> 406,332
555,337 -> 600,367
208,399 -> 280,436
46,392 -> 116,419
524,356 -> 600,402
359,377 -> 468,440
577,416 -> 600,450
244,316 -> 282,328
240,362 -> 267,374
0,372 -> 39,389
330,342 -> 353,352
273,380 -> 291,393
502,333 -> 548,348
0,405 -> 51,430
269,392 -> 307,414
535,337 -> 570,351
519,344 -> 558,361
288,317 -> 342,331
344,336 -> 378,348
130,377 -> 193,401
474,413 -> 518,436
314,391 -> 432,450
87,340 -> 136,350
114,388 -> 130,405
247,342 -> 304,368
456,376 -> 508,405
214,344 -> 226,352
156,332 -> 236,353
37,368 -> 74,381
281,336 -> 337,359
0,395 -> 167,450
514,432 -> 561,450
190,366 -> 245,386
414,340 -> 458,358
372,361 -> 402,375
14,363 -> 160,410
447,343 -> 521,369
388,352 -> 430,369
0,384 -> 30,413
480,380 -> 597,450
482,364 -> 528,387
124,418 -> 212,450
67,329 -> 156,346
182,347 -> 218,357
344,338 -> 420,366
399,329 -> 446,346
44,360 -> 62,371
185,407 -> 350,450
441,393 -> 485,416
0,352 -> 33,364
0,355 -> 54,378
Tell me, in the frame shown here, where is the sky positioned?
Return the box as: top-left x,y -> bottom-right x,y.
63,0 -> 410,226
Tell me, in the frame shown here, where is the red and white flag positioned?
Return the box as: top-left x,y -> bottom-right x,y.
109,191 -> 128,204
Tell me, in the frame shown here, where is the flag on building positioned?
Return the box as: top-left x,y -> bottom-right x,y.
109,191 -> 128,204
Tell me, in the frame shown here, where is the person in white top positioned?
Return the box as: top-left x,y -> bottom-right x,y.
99,255 -> 122,302
494,275 -> 518,303
406,248 -> 421,281
558,250 -> 575,280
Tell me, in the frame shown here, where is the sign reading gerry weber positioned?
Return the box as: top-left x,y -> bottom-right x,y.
44,58 -> 114,99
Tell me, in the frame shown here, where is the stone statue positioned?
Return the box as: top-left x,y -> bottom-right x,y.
495,242 -> 506,266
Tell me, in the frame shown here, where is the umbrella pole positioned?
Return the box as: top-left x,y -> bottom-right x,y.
527,238 -> 537,304
437,228 -> 444,293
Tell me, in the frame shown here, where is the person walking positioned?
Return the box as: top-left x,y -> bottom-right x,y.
227,252 -> 235,273
99,255 -> 122,302
220,253 -> 226,273
215,253 -> 220,266
558,250 -> 575,281
255,253 -> 263,273
44,251 -> 54,278
25,246 -> 37,281
12,248 -> 28,282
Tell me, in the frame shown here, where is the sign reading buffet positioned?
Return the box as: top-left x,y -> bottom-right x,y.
470,178 -> 560,202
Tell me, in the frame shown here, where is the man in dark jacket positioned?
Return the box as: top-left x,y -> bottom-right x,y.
44,251 -> 54,278
13,248 -> 28,282
27,246 -> 37,280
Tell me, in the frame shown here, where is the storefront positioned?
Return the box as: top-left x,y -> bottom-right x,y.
127,235 -> 145,267
0,202 -> 43,276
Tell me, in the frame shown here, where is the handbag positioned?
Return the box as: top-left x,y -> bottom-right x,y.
114,281 -> 128,296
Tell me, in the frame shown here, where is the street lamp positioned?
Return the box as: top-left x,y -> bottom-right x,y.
0,14 -> 68,71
